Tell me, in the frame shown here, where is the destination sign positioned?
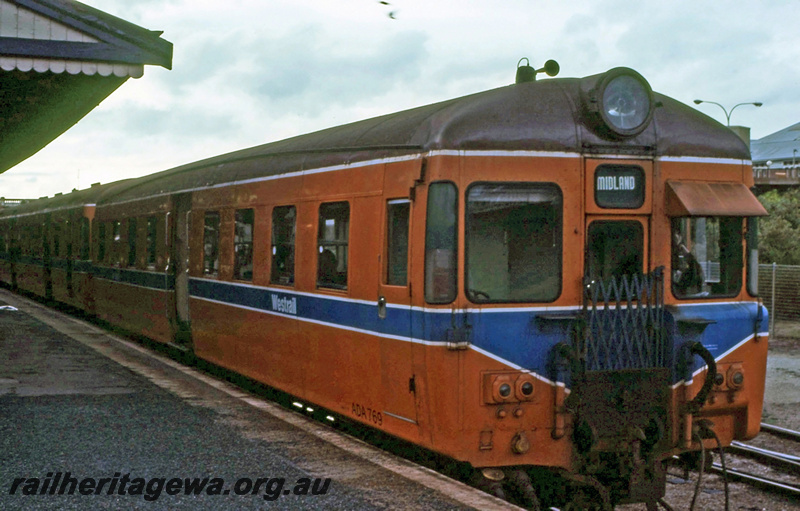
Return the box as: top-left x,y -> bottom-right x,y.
594,165 -> 645,209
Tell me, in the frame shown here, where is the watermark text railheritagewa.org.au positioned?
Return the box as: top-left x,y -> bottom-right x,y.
8,472 -> 332,502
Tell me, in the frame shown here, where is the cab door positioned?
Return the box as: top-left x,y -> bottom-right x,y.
584,159 -> 653,280
582,159 -> 665,370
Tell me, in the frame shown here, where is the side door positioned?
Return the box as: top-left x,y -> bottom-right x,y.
172,193 -> 193,346
376,161 -> 419,426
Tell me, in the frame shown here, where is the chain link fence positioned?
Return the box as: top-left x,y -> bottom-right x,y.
759,263 -> 800,338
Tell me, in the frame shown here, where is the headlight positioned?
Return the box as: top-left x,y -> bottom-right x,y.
602,74 -> 651,132
582,67 -> 654,138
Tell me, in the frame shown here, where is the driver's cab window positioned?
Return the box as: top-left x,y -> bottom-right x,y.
671,217 -> 743,298
465,182 -> 562,303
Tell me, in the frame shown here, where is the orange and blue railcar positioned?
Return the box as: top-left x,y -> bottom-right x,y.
0,63 -> 769,509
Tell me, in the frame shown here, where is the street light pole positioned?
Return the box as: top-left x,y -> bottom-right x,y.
693,99 -> 763,126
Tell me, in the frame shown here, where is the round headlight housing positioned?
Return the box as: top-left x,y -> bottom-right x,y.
583,67 -> 654,138
602,74 -> 651,133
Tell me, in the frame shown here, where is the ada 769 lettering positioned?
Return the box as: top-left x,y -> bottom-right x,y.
351,403 -> 383,426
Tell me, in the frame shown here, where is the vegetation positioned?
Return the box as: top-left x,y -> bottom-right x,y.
756,188 -> 800,265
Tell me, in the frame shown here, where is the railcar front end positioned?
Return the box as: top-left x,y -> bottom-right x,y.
415,67 -> 769,509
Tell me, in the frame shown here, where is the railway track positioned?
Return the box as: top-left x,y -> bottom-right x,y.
707,423 -> 800,499
760,422 -> 800,442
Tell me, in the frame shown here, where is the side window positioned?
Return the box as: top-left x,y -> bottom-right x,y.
747,217 -> 758,296
317,202 -> 349,289
97,223 -> 106,262
425,182 -> 457,303
146,217 -> 157,268
233,209 -> 254,281
203,212 -> 220,277
80,218 -> 90,260
128,218 -> 137,267
271,206 -> 296,286
386,200 -> 410,286
112,221 -> 121,263
672,217 -> 743,298
53,224 -> 60,258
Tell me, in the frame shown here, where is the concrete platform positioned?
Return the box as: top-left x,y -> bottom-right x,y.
0,289 -> 518,510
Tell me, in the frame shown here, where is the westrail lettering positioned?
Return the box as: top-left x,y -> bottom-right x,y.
270,294 -> 297,315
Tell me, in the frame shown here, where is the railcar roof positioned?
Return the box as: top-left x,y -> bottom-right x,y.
18,71 -> 754,209
0,180 -> 132,218
107,76 -> 749,203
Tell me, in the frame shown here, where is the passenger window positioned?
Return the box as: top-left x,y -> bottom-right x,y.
146,217 -> 157,268
53,224 -> 60,258
97,223 -> 106,262
112,221 -> 121,263
386,200 -> 410,286
425,182 -> 457,303
203,212 -> 221,276
128,218 -> 137,267
234,209 -> 254,281
80,218 -> 90,260
271,206 -> 296,286
466,183 -> 562,303
317,202 -> 349,289
672,217 -> 743,298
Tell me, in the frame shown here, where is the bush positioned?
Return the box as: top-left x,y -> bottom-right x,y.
757,188 -> 800,265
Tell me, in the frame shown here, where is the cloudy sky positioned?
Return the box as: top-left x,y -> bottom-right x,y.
3,0 -> 800,198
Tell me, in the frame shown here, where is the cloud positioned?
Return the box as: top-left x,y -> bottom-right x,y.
4,0 -> 800,198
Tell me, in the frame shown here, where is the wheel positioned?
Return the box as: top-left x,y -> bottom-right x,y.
563,487 -> 607,511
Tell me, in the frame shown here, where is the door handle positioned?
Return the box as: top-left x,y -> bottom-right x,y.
378,296 -> 387,320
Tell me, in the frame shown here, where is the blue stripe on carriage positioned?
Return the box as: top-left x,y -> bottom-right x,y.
188,278 -> 767,383
1,254 -> 767,382
92,266 -> 175,290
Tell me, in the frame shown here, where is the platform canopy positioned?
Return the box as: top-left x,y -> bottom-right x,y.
0,0 -> 172,174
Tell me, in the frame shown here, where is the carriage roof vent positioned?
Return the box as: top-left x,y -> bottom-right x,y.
515,57 -> 560,84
